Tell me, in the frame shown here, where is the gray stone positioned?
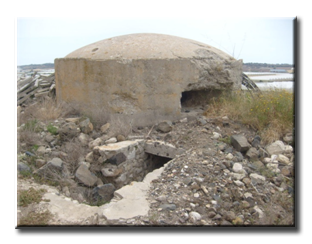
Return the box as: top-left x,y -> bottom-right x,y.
78,133 -> 90,146
159,204 -> 176,211
59,122 -> 80,140
232,162 -> 243,173
266,140 -> 285,156
105,137 -> 117,144
89,138 -> 102,149
246,147 -> 259,159
17,162 -> 31,173
250,173 -> 266,185
283,133 -> 293,143
106,152 -> 127,165
101,164 -> 123,177
34,157 -> 65,180
224,211 -> 236,222
189,211 -> 202,223
45,134 -> 55,143
277,154 -> 290,165
75,164 -> 98,187
100,123 -> 110,134
116,134 -> 126,142
79,117 -> 93,134
230,134 -> 251,153
156,121 -> 172,133
92,183 -> 116,204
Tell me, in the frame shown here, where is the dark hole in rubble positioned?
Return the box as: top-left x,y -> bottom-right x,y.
180,89 -> 222,112
85,152 -> 173,207
145,153 -> 173,172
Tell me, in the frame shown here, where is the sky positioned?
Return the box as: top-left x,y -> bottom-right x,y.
16,17 -> 295,66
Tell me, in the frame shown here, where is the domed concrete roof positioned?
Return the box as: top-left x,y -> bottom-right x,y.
65,33 -> 234,60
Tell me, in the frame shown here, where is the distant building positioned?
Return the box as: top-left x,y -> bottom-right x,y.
270,69 -> 287,73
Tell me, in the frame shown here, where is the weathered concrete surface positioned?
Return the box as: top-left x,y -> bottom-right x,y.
55,33 -> 242,126
101,163 -> 167,220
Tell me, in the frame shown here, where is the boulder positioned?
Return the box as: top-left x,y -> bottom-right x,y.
75,164 -> 98,187
246,147 -> 259,159
265,140 -> 285,156
230,134 -> 251,153
79,118 -> 93,134
34,157 -> 67,180
17,162 -> 31,173
156,121 -> 172,133
92,183 -> 116,204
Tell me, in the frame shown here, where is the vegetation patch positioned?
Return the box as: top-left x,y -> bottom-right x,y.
18,210 -> 53,226
204,89 -> 294,144
18,187 -> 47,207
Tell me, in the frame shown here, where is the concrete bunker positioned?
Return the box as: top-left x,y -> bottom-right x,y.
55,33 -> 242,126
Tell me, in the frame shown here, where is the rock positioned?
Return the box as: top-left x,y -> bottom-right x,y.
45,134 -> 55,143
79,117 -> 93,134
232,216 -> 244,225
266,163 -> 280,173
100,123 -> 110,134
283,132 -> 293,144
246,147 -> 259,159
92,183 -> 116,204
35,159 -> 46,168
180,118 -> 188,123
189,211 -> 202,223
230,134 -> 251,153
59,122 -> 80,140
234,180 -> 244,187
225,153 -> 234,160
281,167 -> 291,176
106,152 -> 127,165
212,132 -> 221,139
156,121 -> 172,133
75,164 -> 98,187
89,138 -> 102,149
159,204 -> 176,211
253,206 -> 264,219
116,134 -> 126,142
277,154 -> 290,165
249,160 -> 265,170
197,117 -> 207,126
232,163 -> 243,173
266,140 -> 285,156
34,157 -> 66,180
251,136 -> 261,148
106,137 -> 117,144
224,211 -> 236,222
101,164 -> 123,177
85,151 -> 94,163
17,162 -> 31,173
36,146 -> 46,155
78,133 -> 90,146
250,173 -> 266,185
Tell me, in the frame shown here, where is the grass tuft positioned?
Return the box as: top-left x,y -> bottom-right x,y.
204,89 -> 294,144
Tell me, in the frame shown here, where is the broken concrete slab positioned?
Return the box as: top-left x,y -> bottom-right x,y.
144,140 -> 185,158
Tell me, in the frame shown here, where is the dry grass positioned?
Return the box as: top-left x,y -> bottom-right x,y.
19,97 -> 75,125
204,89 -> 294,144
18,210 -> 53,226
62,138 -> 89,174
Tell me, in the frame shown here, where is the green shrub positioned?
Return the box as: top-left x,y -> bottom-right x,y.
47,123 -> 58,135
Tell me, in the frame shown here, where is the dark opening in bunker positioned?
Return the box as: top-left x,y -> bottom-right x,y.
180,89 -> 222,112
145,153 -> 173,172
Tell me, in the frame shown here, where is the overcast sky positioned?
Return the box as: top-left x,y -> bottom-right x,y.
16,17 -> 295,66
